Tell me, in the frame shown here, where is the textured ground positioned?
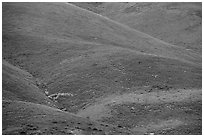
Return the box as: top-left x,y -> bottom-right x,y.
2,2 -> 202,135
71,2 -> 202,54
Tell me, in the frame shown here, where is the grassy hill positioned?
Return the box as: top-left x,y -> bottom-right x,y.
2,60 -> 58,108
71,2 -> 202,53
2,2 -> 202,135
2,60 -> 132,135
3,100 -> 132,135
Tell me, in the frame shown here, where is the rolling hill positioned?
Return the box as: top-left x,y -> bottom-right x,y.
3,100 -> 132,135
2,60 -> 57,107
2,2 -> 202,135
2,60 -> 133,135
71,2 -> 202,53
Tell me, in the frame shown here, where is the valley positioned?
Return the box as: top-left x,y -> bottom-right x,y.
2,2 -> 202,135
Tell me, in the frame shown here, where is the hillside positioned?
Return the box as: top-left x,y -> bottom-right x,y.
2,2 -> 202,135
2,61 -> 132,135
71,2 -> 202,53
2,60 -> 57,108
3,100 -> 132,135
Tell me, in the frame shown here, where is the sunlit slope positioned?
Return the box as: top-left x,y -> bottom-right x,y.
2,2 -> 201,114
72,2 -> 202,53
2,100 -> 132,135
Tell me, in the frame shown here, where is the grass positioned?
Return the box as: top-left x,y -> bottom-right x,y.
2,100 -> 132,135
71,2 -> 202,53
2,2 -> 202,135
2,60 -> 58,108
102,100 -> 201,134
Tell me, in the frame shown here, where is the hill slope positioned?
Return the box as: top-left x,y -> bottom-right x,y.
2,60 -> 132,135
2,60 -> 57,108
2,100 -> 132,135
3,2 -> 201,65
71,2 -> 202,53
3,2 -> 201,112
2,2 -> 202,135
